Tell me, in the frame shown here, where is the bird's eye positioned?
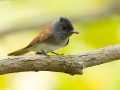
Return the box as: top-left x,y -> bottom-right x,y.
63,26 -> 67,29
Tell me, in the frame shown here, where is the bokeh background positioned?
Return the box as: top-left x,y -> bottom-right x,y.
0,0 -> 120,90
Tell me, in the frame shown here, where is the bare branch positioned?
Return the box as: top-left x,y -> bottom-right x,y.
0,44 -> 120,75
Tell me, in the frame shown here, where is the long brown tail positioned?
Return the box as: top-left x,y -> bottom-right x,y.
8,48 -> 29,56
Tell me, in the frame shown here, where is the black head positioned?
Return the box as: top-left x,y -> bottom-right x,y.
59,17 -> 74,31
53,17 -> 79,38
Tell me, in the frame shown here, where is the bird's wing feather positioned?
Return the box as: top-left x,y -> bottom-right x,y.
25,24 -> 53,48
64,39 -> 69,46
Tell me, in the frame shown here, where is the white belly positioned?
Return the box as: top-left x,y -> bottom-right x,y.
28,39 -> 68,53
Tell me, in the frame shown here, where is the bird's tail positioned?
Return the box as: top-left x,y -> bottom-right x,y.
8,48 -> 29,56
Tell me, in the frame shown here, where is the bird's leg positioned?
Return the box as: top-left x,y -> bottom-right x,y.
51,51 -> 59,55
36,51 -> 50,57
51,51 -> 64,55
41,50 -> 50,57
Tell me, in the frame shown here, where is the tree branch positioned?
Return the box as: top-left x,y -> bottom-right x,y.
1,44 -> 120,75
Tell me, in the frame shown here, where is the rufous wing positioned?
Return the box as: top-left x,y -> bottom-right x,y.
25,24 -> 53,48
8,24 -> 53,56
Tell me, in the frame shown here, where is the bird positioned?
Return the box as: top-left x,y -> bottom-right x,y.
8,17 -> 79,56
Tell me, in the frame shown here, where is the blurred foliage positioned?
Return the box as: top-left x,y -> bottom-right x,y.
0,0 -> 120,90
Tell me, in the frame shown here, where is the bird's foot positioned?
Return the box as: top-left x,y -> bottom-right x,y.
36,52 -> 42,54
36,51 -> 50,57
51,51 -> 64,55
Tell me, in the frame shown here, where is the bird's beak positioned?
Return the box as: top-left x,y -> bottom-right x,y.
71,30 -> 79,34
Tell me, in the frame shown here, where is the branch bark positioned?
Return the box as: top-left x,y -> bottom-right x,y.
1,44 -> 120,75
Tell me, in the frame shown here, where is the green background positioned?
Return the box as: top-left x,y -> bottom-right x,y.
0,0 -> 120,90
